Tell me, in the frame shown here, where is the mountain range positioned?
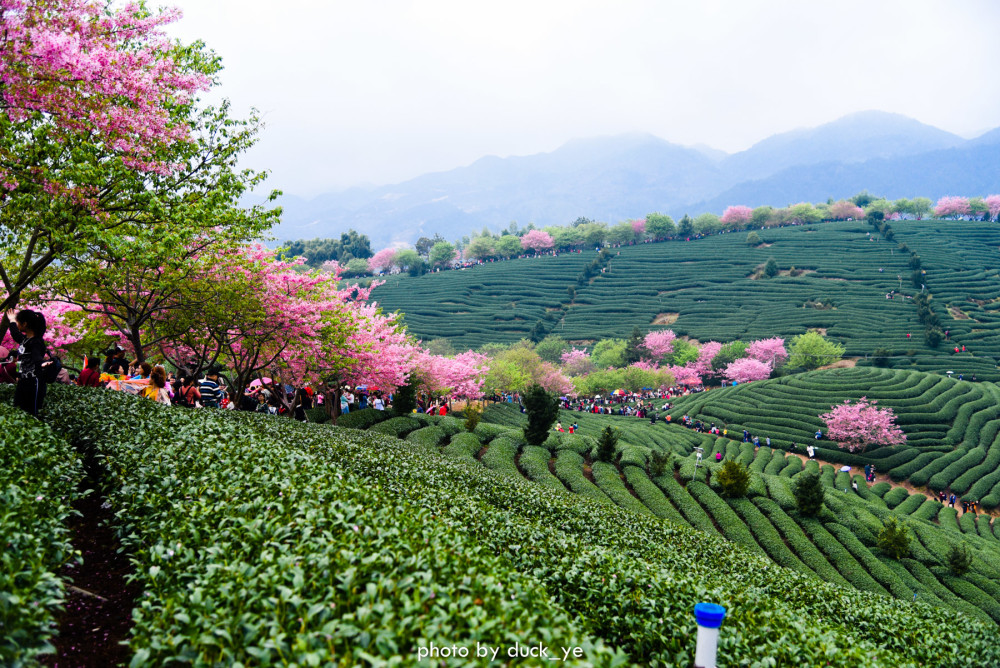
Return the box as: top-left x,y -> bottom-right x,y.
269,111 -> 1000,249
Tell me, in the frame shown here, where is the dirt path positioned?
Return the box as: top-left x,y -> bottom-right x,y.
786,451 -> 999,521
42,449 -> 137,668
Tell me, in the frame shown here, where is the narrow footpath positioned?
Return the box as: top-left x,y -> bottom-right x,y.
42,450 -> 137,668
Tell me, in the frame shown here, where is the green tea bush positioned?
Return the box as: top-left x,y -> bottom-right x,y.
405,425 -> 447,450
622,466 -> 688,525
0,404 -> 85,666
369,415 -> 423,438
590,462 -> 653,517
472,421 -> 510,443
518,445 -> 568,494
442,432 -> 482,461
884,487 -> 910,509
31,385 -> 1000,666
687,482 -> 766,558
336,407 -> 392,430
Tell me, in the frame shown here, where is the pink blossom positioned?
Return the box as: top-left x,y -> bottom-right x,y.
630,218 -> 646,236
984,194 -> 1000,222
820,396 -> 906,453
411,349 -> 490,398
722,358 -> 771,384
933,196 -> 971,219
720,205 -> 753,226
560,348 -> 595,377
368,248 -> 397,273
829,201 -> 864,220
689,341 -> 722,379
642,330 -> 676,360
520,230 -> 554,253
746,338 -> 787,366
0,0 -> 211,190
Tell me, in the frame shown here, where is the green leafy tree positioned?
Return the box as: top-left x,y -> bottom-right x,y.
677,215 -> 694,238
466,235 -> 496,260
535,335 -> 569,363
494,235 -> 523,259
649,450 -> 671,478
596,426 -> 619,462
788,331 -> 845,370
794,473 -> 825,516
342,258 -> 371,277
666,339 -> 699,366
524,384 -> 560,445
528,320 -> 548,344
592,338 -> 627,369
644,213 -> 675,240
425,338 -> 456,356
415,234 -> 445,258
851,190 -> 875,208
407,258 -> 428,276
746,231 -> 762,246
877,516 -> 911,560
751,206 -> 773,227
872,348 -> 891,367
925,327 -> 943,348
393,249 -> 420,271
711,341 -> 748,372
429,241 -> 456,268
393,381 -> 417,416
947,543 -> 972,576
764,257 -> 779,278
694,213 -> 722,235
911,197 -> 932,220
715,460 -> 750,498
624,327 -> 644,365
464,404 -> 483,433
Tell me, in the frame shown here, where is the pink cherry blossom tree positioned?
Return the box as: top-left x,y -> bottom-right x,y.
721,205 -> 753,227
411,349 -> 490,399
829,201 -> 865,220
520,229 -> 554,253
746,337 -> 788,367
820,396 -> 906,453
630,218 -> 646,237
723,358 -> 772,384
1,0 -> 210,186
642,330 -> 676,361
984,194 -> 1000,222
690,341 -> 722,379
560,348 -> 595,377
1,295 -> 83,356
933,196 -> 971,219
368,248 -> 398,273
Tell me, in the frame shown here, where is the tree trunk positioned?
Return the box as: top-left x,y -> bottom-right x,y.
128,324 -> 145,364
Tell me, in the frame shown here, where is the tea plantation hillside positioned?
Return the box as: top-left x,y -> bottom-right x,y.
371,220 -> 1000,380
11,384 -> 1000,667
665,367 -> 1000,506
337,370 -> 1000,630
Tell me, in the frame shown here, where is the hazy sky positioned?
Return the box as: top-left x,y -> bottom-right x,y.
165,0 -> 1000,196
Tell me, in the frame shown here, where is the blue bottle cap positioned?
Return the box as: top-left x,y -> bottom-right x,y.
694,602 -> 726,629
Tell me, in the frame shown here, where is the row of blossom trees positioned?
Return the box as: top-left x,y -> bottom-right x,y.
0,1 -> 493,417
359,191 -> 1000,278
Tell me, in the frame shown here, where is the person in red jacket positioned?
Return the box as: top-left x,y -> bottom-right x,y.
77,356 -> 102,387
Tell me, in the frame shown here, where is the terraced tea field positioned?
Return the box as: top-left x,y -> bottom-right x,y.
354,369 -> 1000,623
19,385 -> 1000,666
371,220 -> 1000,380
665,367 -> 1000,506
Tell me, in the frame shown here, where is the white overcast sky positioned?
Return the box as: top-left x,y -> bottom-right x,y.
165,0 -> 1000,197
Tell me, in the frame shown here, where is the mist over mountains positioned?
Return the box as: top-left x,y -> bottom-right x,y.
271,111 -> 1000,249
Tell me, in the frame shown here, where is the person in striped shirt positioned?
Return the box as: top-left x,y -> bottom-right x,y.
198,371 -> 223,408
